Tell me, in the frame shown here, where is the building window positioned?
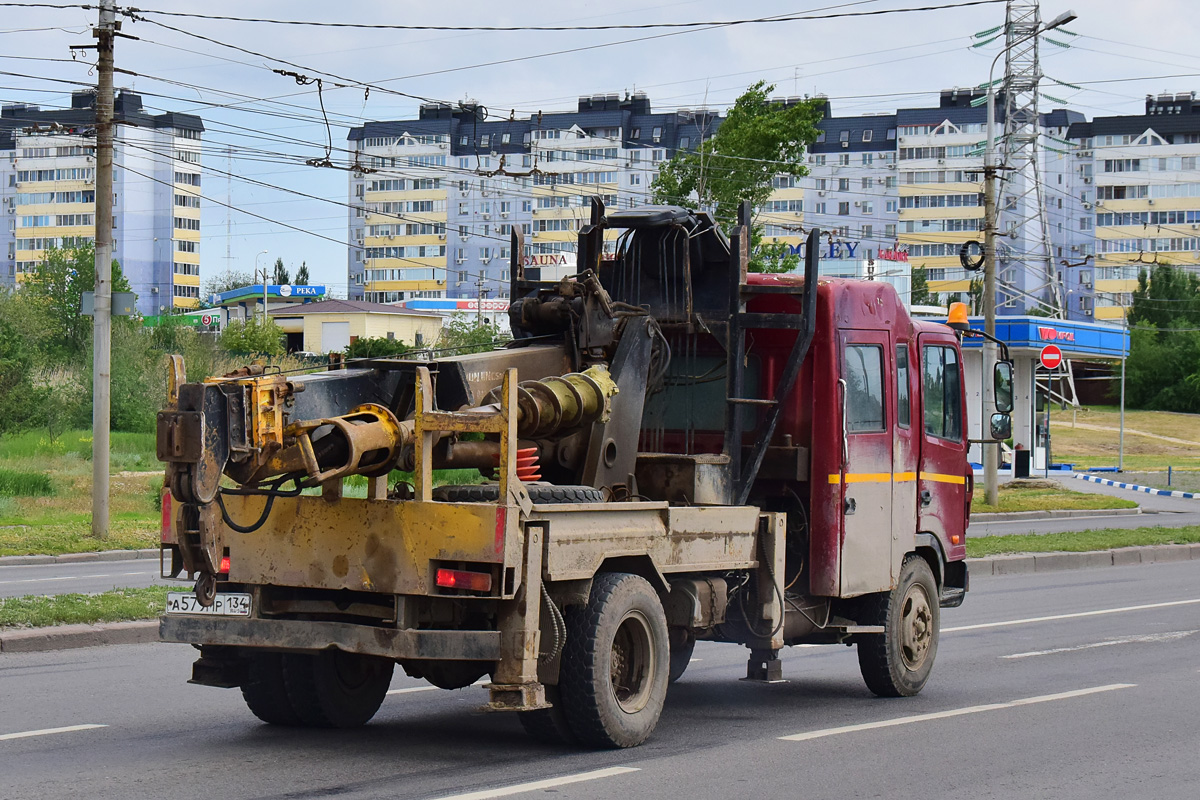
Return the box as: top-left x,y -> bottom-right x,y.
652,127 -> 663,142
862,130 -> 873,142
816,131 -> 826,143
838,202 -> 850,215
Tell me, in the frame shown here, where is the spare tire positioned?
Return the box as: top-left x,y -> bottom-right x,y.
434,483 -> 605,504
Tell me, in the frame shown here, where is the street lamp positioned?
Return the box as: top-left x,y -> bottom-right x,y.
255,250 -> 269,322
981,8 -> 1077,504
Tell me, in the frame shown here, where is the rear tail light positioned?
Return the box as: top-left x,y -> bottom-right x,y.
218,555 -> 231,574
436,568 -> 492,593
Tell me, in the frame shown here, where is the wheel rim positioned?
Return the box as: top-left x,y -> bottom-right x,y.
332,651 -> 380,692
609,610 -> 656,714
899,583 -> 934,671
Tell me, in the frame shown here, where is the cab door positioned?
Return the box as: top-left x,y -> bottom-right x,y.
837,330 -> 894,596
917,335 -> 969,556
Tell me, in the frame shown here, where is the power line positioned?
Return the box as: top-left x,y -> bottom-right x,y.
122,1 -> 1009,33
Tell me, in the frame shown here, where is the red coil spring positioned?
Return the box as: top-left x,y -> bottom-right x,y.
493,447 -> 541,482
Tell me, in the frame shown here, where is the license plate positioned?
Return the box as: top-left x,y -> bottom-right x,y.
165,592 -> 252,617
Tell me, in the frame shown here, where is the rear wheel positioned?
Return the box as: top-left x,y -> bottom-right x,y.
517,684 -> 577,745
559,573 -> 670,748
241,651 -> 301,726
282,650 -> 394,728
856,555 -> 939,697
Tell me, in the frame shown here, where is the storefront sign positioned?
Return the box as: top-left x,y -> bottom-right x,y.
1037,326 -> 1076,343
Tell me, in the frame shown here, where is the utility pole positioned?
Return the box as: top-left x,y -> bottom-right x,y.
91,0 -> 116,539
981,6 -> 1077,506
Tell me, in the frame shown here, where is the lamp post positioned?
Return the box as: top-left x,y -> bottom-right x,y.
982,8 -> 1077,504
255,250 -> 269,322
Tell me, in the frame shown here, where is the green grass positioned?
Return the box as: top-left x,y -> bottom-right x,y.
0,429 -> 158,472
0,468 -> 54,497
0,520 -> 158,557
0,585 -> 170,629
971,480 -> 1139,514
966,525 -> 1200,557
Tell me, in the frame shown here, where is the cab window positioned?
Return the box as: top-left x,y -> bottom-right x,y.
845,344 -> 884,432
922,345 -> 962,441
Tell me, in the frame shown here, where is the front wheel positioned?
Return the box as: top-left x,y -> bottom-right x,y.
856,555 -> 939,697
559,573 -> 670,748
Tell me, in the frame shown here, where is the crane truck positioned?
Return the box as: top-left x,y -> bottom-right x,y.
156,200 -> 1014,748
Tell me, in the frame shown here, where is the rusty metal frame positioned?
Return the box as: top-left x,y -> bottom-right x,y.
412,365 -> 519,504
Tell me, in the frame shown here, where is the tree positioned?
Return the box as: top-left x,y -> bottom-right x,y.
202,268 -> 253,302
219,317 -> 285,356
20,244 -> 132,362
295,262 -> 311,285
436,314 -> 506,355
910,265 -> 940,307
651,81 -> 825,272
0,314 -> 45,435
272,257 -> 290,286
1122,264 -> 1200,412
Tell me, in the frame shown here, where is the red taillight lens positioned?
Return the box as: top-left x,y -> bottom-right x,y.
219,555 -> 231,574
436,568 -> 492,593
160,489 -> 173,544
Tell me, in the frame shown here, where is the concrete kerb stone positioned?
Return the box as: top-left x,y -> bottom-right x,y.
0,548 -> 158,566
1146,544 -> 1193,563
971,507 -> 1142,522
0,620 -> 159,653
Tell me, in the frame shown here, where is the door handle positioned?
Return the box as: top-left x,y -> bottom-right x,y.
920,489 -> 932,507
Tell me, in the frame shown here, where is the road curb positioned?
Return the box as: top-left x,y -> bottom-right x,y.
1072,472 -> 1200,499
971,507 -> 1142,522
0,620 -> 158,653
969,542 -> 1200,576
0,548 -> 159,566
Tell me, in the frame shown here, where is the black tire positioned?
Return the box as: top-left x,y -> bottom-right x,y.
517,684 -> 578,745
856,555 -> 940,698
434,484 -> 605,504
241,651 -> 302,726
403,659 -> 490,691
559,573 -> 670,749
282,650 -> 394,728
667,629 -> 695,684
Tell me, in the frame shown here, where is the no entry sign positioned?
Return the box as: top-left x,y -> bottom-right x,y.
1039,344 -> 1063,370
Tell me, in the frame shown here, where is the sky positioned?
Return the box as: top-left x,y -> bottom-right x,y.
3,0 -> 1199,295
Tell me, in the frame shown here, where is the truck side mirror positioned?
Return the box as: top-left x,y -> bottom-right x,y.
990,413 -> 1012,441
994,360 -> 1014,414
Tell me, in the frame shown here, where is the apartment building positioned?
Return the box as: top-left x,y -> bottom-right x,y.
1066,92 -> 1200,321
0,90 -> 205,313
347,93 -> 719,303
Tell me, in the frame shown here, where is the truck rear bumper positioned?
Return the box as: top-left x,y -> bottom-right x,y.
159,615 -> 501,661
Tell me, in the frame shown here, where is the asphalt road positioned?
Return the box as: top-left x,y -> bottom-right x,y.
0,558 -> 167,598
1,559 -> 1198,800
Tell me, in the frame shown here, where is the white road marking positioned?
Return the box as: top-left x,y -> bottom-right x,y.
688,658 -> 702,663
1002,630 -> 1196,659
428,767 -> 639,800
778,684 -> 1135,742
944,598 -> 1200,633
0,575 -> 97,585
0,724 -> 107,742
